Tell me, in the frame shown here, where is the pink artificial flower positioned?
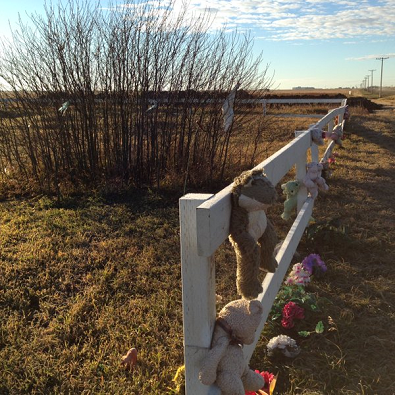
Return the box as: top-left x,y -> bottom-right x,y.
284,277 -> 295,285
283,302 -> 304,319
327,157 -> 336,164
281,317 -> 294,328
281,302 -> 304,329
285,263 -> 311,286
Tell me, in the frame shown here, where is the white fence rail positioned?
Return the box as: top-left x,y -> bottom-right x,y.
179,101 -> 348,394
262,97 -> 347,116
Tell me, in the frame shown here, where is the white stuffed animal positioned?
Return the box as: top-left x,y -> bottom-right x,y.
199,299 -> 265,395
310,127 -> 325,146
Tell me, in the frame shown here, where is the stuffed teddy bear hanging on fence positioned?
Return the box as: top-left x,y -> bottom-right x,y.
199,299 -> 265,395
320,160 -> 332,181
310,127 -> 325,146
326,124 -> 344,146
303,162 -> 329,199
281,180 -> 300,221
229,169 -> 278,299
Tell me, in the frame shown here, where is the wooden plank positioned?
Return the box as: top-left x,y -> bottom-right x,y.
252,130 -> 311,185
321,140 -> 336,163
184,347 -> 221,395
196,131 -> 311,257
264,98 -> 343,104
270,114 -> 324,118
311,143 -> 319,163
315,106 -> 347,129
294,130 -> 308,213
243,197 -> 314,362
338,99 -> 347,123
295,150 -> 308,213
180,194 -> 219,395
196,185 -> 233,258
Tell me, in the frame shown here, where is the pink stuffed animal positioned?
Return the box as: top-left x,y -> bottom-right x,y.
303,162 -> 329,199
325,124 -> 343,146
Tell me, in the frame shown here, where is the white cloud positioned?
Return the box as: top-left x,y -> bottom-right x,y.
119,0 -> 395,41
346,53 -> 395,61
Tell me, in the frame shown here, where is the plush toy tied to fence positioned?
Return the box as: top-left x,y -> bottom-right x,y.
281,180 -> 300,221
303,162 -> 329,199
310,127 -> 325,146
320,160 -> 332,181
199,299 -> 265,395
326,124 -> 343,146
229,169 -> 278,299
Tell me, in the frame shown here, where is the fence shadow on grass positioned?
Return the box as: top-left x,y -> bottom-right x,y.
347,114 -> 395,155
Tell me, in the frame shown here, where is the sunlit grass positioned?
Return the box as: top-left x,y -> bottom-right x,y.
1,101 -> 394,394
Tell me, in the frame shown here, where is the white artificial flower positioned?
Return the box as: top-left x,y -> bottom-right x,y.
267,335 -> 300,357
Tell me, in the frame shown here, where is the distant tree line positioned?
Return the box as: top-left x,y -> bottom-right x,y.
0,0 -> 272,197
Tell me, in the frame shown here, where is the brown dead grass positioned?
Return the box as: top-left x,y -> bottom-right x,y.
0,97 -> 394,394
248,104 -> 395,394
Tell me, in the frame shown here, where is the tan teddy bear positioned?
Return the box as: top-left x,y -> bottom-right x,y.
199,299 -> 265,395
303,161 -> 329,199
229,169 -> 278,299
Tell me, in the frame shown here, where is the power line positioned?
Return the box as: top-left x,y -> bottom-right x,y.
376,57 -> 389,98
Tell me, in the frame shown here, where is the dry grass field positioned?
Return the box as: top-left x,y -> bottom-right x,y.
0,91 -> 394,394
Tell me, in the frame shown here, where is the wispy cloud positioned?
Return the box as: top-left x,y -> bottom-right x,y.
347,53 -> 395,61
121,0 -> 395,41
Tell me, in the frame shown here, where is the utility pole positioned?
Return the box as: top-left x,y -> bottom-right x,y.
376,57 -> 389,98
368,69 -> 376,93
365,75 -> 370,91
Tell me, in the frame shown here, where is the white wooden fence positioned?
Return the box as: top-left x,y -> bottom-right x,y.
262,97 -> 346,116
179,100 -> 348,394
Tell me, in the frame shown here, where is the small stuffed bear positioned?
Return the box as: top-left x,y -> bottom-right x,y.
281,180 -> 300,221
310,127 -> 325,146
229,169 -> 278,299
199,299 -> 265,395
320,160 -> 332,181
303,162 -> 329,199
326,124 -> 343,146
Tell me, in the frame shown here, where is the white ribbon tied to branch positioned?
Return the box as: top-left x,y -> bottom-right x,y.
58,100 -> 70,115
222,82 -> 240,133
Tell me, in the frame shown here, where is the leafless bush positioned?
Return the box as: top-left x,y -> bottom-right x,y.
0,0 -> 272,196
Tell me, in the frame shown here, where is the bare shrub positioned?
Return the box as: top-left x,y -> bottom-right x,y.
0,0 -> 272,196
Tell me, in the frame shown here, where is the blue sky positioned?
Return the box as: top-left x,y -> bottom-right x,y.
0,0 -> 394,90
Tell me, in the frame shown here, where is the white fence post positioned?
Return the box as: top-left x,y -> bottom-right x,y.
179,194 -> 220,395
327,115 -> 334,136
295,131 -> 308,213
